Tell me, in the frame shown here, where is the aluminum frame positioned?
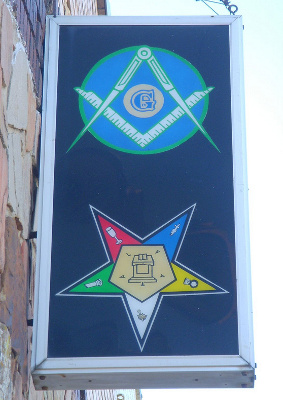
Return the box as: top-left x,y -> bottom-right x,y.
32,15 -> 255,390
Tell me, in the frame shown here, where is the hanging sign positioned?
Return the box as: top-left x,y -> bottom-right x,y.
32,16 -> 255,390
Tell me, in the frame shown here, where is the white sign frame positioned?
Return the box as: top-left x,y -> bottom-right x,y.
32,15 -> 255,390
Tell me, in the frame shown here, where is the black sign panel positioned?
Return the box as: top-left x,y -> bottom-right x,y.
47,23 -> 238,359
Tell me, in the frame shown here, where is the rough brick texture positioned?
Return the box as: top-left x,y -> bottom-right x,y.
0,218 -> 30,384
97,0 -> 106,15
0,3 -> 14,87
6,0 -> 107,102
8,0 -> 47,103
0,140 -> 8,272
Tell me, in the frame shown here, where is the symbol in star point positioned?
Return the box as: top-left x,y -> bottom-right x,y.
161,263 -> 218,294
97,214 -> 141,261
69,264 -> 123,294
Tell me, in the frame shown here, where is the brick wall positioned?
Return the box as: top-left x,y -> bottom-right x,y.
97,0 -> 106,15
6,1 -> 107,104
8,0 -> 47,103
0,2 -> 43,397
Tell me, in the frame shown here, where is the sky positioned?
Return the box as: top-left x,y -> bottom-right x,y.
107,0 -> 283,399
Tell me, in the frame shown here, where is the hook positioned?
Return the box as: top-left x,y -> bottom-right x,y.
228,5 -> 238,14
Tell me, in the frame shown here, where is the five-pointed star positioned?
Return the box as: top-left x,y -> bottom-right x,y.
57,204 -> 227,350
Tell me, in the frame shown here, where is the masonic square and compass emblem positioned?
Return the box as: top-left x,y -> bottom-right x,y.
68,45 -> 219,154
58,205 -> 227,351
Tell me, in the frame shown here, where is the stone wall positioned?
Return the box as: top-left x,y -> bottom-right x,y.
58,0 -> 99,15
8,0 -> 47,102
0,2 -> 39,396
0,1 -> 133,399
0,2 -> 57,398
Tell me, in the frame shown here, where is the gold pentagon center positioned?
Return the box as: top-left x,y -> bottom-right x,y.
109,245 -> 176,302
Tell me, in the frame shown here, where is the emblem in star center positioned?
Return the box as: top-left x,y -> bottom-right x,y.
57,204 -> 227,350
